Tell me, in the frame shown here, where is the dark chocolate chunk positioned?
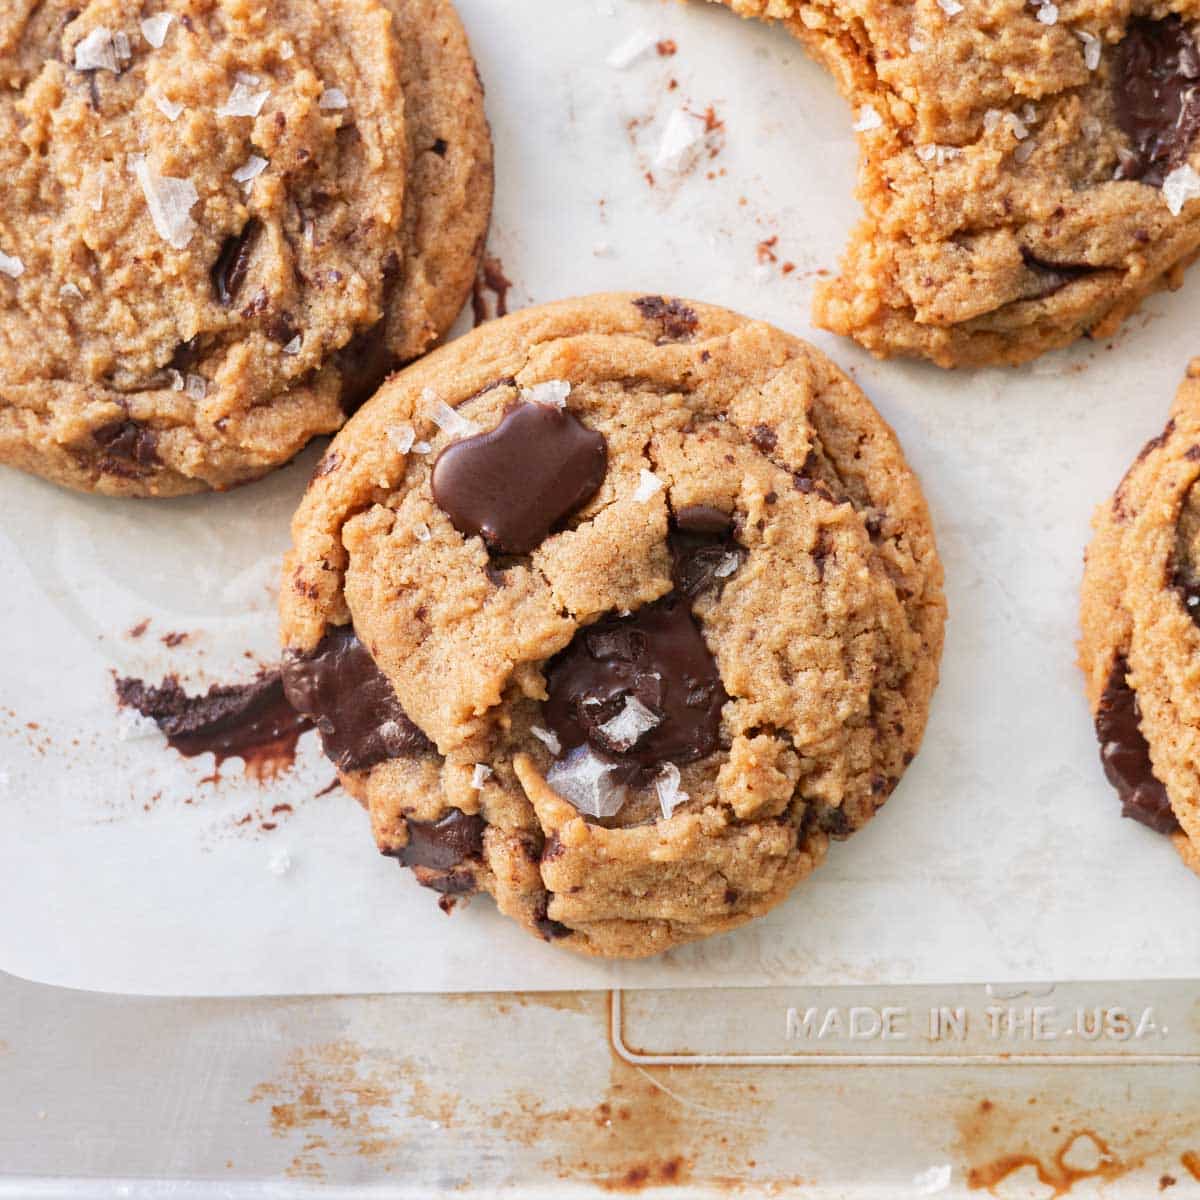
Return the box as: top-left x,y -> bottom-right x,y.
533,895 -> 571,940
750,424 -> 777,453
94,420 -> 159,468
543,594 -> 727,774
169,336 -> 204,372
431,137 -> 448,156
632,295 -> 700,342
1113,17 -> 1200,187
212,219 -> 261,307
431,401 -> 608,555
281,625 -> 432,773
1019,249 -> 1094,300
114,670 -> 312,774
1094,657 -> 1180,835
668,506 -> 745,598
396,810 -> 485,870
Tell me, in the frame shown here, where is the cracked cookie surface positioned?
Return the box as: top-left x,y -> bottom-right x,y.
280,293 -> 946,958
1080,359 -> 1200,878
0,0 -> 492,496
711,0 -> 1200,368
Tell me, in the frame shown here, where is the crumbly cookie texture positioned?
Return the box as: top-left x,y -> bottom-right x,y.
1080,358 -> 1200,877
711,0 -> 1200,368
280,293 -> 946,958
0,0 -> 491,496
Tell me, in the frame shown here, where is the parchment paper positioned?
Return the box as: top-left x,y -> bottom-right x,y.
4,0 -> 1199,995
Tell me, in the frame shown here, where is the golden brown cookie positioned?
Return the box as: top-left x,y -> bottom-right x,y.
0,0 -> 492,496
1080,359 -> 1200,877
710,0 -> 1200,367
280,293 -> 946,958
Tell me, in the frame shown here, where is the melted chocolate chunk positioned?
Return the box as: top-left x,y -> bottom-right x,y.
115,671 -> 312,775
94,420 -> 159,468
1094,657 -> 1180,835
1113,17 -> 1200,187
395,809 -> 485,870
281,626 -> 432,773
543,594 -> 728,774
169,337 -> 203,372
212,220 -> 261,307
334,321 -> 394,414
431,402 -> 608,555
668,505 -> 746,598
632,295 -> 700,342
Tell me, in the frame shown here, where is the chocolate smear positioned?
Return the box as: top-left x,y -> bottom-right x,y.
281,625 -> 432,773
115,670 -> 312,781
544,594 -> 728,776
1094,657 -> 1181,835
1113,16 -> 1200,187
431,401 -> 608,555
668,505 -> 745,598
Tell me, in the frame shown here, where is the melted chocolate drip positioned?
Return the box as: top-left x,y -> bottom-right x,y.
281,626 -> 432,773
212,220 -> 261,307
668,505 -> 746,598
1113,17 -> 1200,187
431,402 -> 608,555
115,671 -> 312,777
1094,657 -> 1180,835
543,594 -> 727,776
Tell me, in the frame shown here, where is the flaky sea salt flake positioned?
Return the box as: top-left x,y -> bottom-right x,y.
937,0 -> 964,15
531,725 -> 562,756
267,849 -> 292,876
1164,165 -> 1200,216
606,28 -> 658,69
319,87 -> 350,111
1004,112 -> 1030,140
908,31 -> 929,52
282,335 -> 302,355
113,31 -> 131,61
521,379 -> 571,408
387,423 -> 416,454
634,468 -> 664,502
74,27 -> 122,72
654,106 -> 708,173
1036,2 -> 1058,23
547,745 -> 627,818
233,155 -> 269,185
168,369 -> 185,391
217,82 -> 271,119
0,251 -> 24,279
597,696 -> 661,751
413,522 -> 432,543
186,373 -> 207,401
714,552 -> 740,578
852,104 -> 882,132
412,439 -> 433,455
429,398 -> 478,441
153,92 -> 185,121
140,13 -> 174,48
280,40 -> 295,61
59,282 -> 83,300
1014,139 -> 1037,163
655,763 -> 689,820
471,763 -> 493,789
1076,30 -> 1101,70
133,158 -> 199,250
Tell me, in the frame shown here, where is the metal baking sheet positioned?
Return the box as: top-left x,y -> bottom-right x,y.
3,0 -> 1200,997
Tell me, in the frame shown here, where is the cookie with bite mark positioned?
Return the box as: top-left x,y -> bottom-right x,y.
0,0 -> 492,495
1080,359 -> 1200,878
281,293 -> 946,958
709,0 -> 1200,367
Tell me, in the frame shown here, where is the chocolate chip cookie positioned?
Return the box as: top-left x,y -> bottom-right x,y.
280,293 -> 946,958
711,0 -> 1200,367
0,0 -> 492,496
1080,359 -> 1200,878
